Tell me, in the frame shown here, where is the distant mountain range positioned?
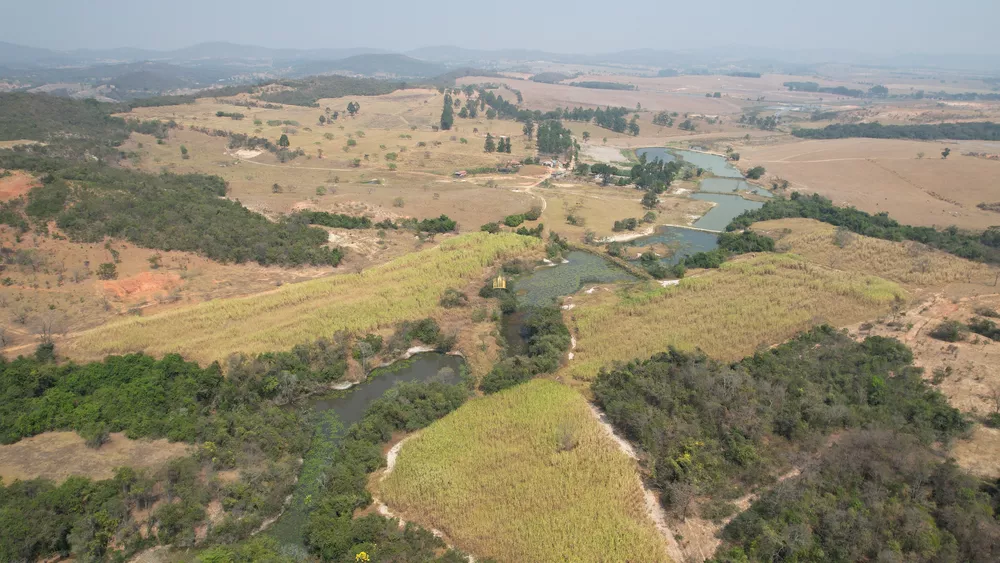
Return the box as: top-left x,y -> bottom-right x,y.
3,40 -> 999,73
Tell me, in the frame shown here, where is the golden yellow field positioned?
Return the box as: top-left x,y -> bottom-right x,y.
68,232 -> 541,365
563,253 -> 906,380
753,218 -> 998,288
376,378 -> 670,562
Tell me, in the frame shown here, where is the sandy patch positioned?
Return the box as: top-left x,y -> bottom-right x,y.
0,431 -> 191,483
103,271 -> 182,301
0,170 -> 38,201
232,149 -> 264,159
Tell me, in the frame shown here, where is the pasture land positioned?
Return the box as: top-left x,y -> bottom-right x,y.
539,184 -> 713,241
563,253 -> 905,380
376,378 -> 670,562
753,218 -> 998,289
738,138 -> 1000,230
0,431 -> 190,483
123,89 -> 537,175
67,233 -> 542,367
124,129 -> 536,225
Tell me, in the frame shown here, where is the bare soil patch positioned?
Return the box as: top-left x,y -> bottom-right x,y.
0,170 -> 39,201
104,271 -> 183,301
0,431 -> 191,483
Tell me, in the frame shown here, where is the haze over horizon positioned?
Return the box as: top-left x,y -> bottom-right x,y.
5,0 -> 999,57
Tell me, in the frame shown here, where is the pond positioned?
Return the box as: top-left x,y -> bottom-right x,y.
690,193 -> 765,232
625,226 -> 721,265
513,250 -> 637,307
635,147 -> 677,164
671,149 -> 743,178
267,352 -> 465,549
699,177 -> 773,198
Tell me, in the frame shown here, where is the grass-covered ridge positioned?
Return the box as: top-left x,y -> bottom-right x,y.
565,253 -> 905,380
377,379 -> 670,562
70,232 -> 542,364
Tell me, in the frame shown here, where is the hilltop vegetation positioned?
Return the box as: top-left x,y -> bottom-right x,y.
0,152 -> 343,267
792,121 -> 1000,141
259,75 -> 406,107
716,430 -> 1000,563
728,192 -> 1000,264
594,326 -> 967,515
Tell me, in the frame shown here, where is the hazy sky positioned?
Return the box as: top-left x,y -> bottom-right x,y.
5,0 -> 999,55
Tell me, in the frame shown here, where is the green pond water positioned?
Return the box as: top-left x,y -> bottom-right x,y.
513,250 -> 638,307
690,193 -> 764,232
626,226 -> 721,265
672,149 -> 744,178
267,353 -> 464,549
699,177 -> 773,198
634,147 -> 677,164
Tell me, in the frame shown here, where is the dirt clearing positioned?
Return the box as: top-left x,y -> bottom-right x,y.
0,431 -> 191,483
0,170 -> 38,201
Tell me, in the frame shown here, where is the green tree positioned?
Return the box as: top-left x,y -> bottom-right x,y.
484,133 -> 496,153
582,131 -> 590,141
278,134 -> 290,148
942,147 -> 951,159
318,115 -> 326,125
347,101 -> 360,116
641,191 -> 659,209
523,120 -> 534,139
441,94 -> 455,130
179,145 -> 189,159
96,262 -> 117,280
745,166 -> 766,180
486,108 -> 497,120
627,116 -> 640,136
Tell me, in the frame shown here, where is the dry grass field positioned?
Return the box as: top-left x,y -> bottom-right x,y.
66,233 -> 542,367
539,183 -> 713,241
562,253 -> 906,381
738,138 -> 1000,230
753,218 -> 998,289
0,431 -> 190,483
376,379 -> 670,562
123,128 -> 537,224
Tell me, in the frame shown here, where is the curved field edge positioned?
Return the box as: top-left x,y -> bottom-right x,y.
564,253 -> 908,380
376,378 -> 671,562
68,233 -> 542,364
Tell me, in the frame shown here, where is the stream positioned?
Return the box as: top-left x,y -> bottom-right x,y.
266,353 -> 465,550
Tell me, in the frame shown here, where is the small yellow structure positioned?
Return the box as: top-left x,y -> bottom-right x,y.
492,274 -> 507,290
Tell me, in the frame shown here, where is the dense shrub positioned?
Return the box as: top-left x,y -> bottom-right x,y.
929,320 -> 967,342
480,307 -> 570,393
793,121 -> 1000,141
593,326 -> 968,514
0,155 -> 342,267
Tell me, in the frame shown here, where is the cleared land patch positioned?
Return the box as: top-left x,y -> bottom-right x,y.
68,233 -> 541,365
564,253 -> 905,380
376,378 -> 670,562
0,431 -> 190,483
0,170 -> 38,201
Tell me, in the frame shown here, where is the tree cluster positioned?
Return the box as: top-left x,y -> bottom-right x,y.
792,121 -> 1000,141
0,153 -> 344,267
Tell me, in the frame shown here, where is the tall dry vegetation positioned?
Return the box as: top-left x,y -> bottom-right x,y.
565,253 -> 906,380
70,233 -> 541,364
377,379 -> 669,562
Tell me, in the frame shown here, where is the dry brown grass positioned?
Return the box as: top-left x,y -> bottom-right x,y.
123,130 -> 536,227
739,138 -> 1000,230
753,218 -> 998,289
0,431 -> 190,483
